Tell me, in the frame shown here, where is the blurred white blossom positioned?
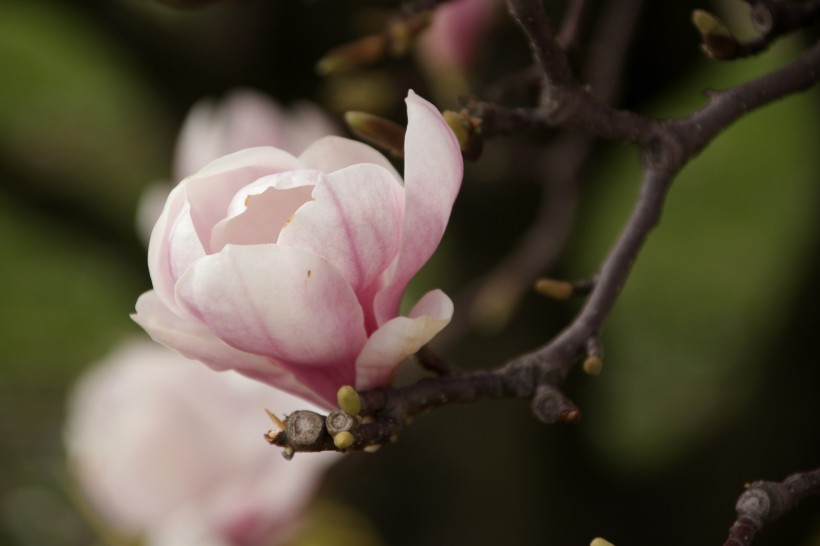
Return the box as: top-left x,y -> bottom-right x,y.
64,340 -> 338,546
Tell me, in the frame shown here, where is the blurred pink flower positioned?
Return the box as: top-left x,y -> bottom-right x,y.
417,0 -> 501,73
137,90 -> 338,242
65,340 -> 337,546
133,91 -> 462,408
174,89 -> 339,181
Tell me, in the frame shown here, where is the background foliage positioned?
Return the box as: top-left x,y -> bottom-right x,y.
0,0 -> 818,544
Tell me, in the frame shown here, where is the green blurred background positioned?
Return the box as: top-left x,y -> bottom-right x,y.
1,0 -> 819,544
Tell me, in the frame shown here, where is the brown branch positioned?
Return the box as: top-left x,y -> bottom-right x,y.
506,0 -> 581,114
723,468 -> 820,546
414,345 -> 456,376
556,0 -> 591,50
674,37 -> 820,158
517,168 -> 673,377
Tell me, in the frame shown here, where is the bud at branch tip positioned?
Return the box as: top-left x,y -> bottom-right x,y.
443,110 -> 483,160
582,355 -> 603,376
334,431 -> 355,450
316,35 -> 387,76
337,385 -> 362,416
691,9 -> 731,37
691,9 -> 738,59
534,278 -> 574,300
344,111 -> 405,158
591,539 -> 615,546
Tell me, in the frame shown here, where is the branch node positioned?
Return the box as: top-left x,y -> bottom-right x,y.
751,2 -> 775,34
285,410 -> 328,450
326,409 -> 360,436
531,383 -> 579,424
736,486 -> 771,525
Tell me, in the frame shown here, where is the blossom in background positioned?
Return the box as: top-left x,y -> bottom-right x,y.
133,91 -> 462,408
416,0 -> 500,74
64,340 -> 338,546
173,89 -> 339,181
137,89 -> 339,242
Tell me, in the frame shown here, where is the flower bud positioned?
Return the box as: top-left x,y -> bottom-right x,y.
691,9 -> 738,60
333,431 -> 355,450
344,111 -> 406,158
443,109 -> 483,161
582,355 -> 603,376
337,385 -> 362,417
317,35 -> 387,76
590,538 -> 615,546
534,278 -> 574,300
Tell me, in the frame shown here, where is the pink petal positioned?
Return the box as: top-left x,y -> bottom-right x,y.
299,136 -> 401,180
148,182 -> 193,311
185,147 -> 303,253
373,91 -> 463,325
355,289 -> 454,390
174,244 -> 367,376
210,170 -> 322,252
277,164 -> 404,325
133,291 -> 326,406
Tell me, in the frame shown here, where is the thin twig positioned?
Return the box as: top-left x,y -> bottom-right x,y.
557,0 -> 591,50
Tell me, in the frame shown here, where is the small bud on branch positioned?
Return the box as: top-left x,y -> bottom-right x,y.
344,111 -> 406,158
692,10 -> 739,60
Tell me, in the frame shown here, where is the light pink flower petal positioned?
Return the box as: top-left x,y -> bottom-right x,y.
148,182 -> 193,310
175,244 -> 367,376
133,290 -> 325,406
299,136 -> 401,180
185,147 -> 303,252
210,169 -> 322,253
278,164 -> 404,308
167,211 -> 206,289
355,289 -> 454,390
373,91 -> 463,325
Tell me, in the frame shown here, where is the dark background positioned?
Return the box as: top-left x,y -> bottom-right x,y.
1,0 -> 818,544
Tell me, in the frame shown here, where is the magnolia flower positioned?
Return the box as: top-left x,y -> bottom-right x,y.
137,90 -> 338,243
64,340 -> 337,546
133,91 -> 462,407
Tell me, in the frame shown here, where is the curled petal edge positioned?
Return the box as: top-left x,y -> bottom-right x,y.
373,91 -> 463,326
354,289 -> 454,391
